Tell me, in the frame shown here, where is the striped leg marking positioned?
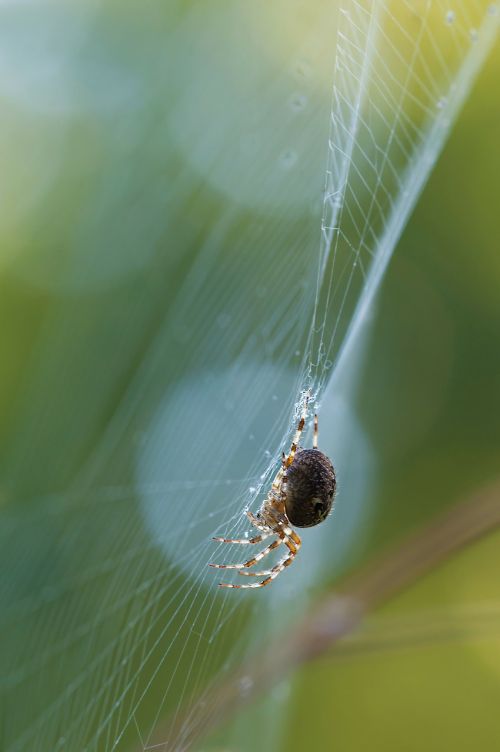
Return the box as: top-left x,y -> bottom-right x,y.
212,531 -> 271,545
220,529 -> 302,589
270,395 -> 310,495
209,538 -> 281,572
237,554 -> 296,577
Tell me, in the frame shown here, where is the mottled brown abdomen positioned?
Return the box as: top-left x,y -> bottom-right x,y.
284,448 -> 336,528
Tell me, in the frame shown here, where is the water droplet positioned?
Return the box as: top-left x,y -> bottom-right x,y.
488,3 -> 498,15
437,97 -> 447,109
238,675 -> 254,696
289,92 -> 308,112
272,394 -> 278,401
294,59 -> 312,79
469,28 -> 478,42
295,349 -> 301,357
445,10 -> 455,24
244,531 -> 249,538
249,433 -> 255,441
280,149 -> 298,169
264,449 -> 271,458
249,486 -> 256,494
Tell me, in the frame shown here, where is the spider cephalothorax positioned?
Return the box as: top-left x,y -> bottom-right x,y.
210,396 -> 336,589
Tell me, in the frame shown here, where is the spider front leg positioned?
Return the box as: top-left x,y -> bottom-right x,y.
283,392 -> 310,471
268,396 -> 310,499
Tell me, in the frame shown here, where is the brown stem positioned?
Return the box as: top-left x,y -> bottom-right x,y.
143,477 -> 500,751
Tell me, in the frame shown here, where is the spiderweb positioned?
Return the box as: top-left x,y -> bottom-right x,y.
0,1 -> 497,750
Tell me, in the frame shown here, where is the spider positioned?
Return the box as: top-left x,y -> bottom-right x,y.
209,397 -> 336,589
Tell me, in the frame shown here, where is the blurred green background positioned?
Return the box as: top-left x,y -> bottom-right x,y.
0,2 -> 499,751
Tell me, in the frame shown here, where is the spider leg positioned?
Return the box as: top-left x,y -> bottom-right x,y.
236,528 -> 301,576
313,413 -> 318,449
284,414 -> 305,468
236,551 -> 296,577
268,397 -> 310,497
220,544 -> 299,588
211,509 -> 273,546
217,526 -> 302,588
283,524 -> 301,549
209,537 -> 282,571
279,393 -> 311,484
212,532 -> 271,545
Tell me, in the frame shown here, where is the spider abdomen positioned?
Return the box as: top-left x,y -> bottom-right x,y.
284,448 -> 336,528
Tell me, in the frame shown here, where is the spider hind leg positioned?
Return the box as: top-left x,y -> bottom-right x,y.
214,524 -> 301,588
209,538 -> 281,571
